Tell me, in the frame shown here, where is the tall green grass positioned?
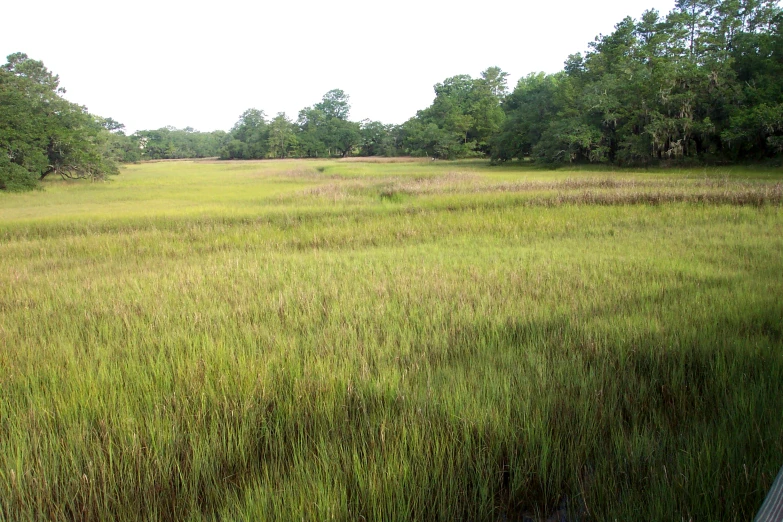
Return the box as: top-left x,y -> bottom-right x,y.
1,159 -> 781,520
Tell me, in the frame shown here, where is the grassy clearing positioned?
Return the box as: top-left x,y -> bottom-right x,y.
1,159 -> 782,520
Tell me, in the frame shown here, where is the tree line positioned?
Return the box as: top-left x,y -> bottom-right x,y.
491,0 -> 783,164
2,0 -> 781,191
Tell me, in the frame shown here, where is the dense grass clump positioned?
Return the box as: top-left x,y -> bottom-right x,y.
1,159 -> 781,520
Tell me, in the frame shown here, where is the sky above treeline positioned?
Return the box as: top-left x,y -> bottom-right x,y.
3,0 -> 676,133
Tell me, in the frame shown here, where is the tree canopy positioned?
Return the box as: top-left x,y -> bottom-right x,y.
401,68 -> 509,159
4,0 -> 782,192
492,0 -> 783,164
0,53 -> 120,191
132,127 -> 226,161
220,90 -> 364,159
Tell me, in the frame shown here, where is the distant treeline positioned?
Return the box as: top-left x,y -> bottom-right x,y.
2,0 -> 782,191
210,0 -> 783,165
492,0 -> 783,165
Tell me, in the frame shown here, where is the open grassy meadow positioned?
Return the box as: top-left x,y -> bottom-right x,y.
1,159 -> 782,521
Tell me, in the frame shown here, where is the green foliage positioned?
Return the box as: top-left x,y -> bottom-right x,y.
133,127 -> 226,160
314,88 -> 351,120
492,73 -> 562,162
7,1 -> 781,179
301,90 -> 361,157
492,0 -> 783,165
220,109 -> 268,159
223,91 -> 362,159
0,53 -> 120,190
405,68 -> 508,159
360,121 -> 402,157
267,113 -> 297,159
296,106 -> 329,157
327,118 -> 362,157
0,156 -> 37,191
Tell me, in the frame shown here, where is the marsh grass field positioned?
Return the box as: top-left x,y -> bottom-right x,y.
1,159 -> 782,520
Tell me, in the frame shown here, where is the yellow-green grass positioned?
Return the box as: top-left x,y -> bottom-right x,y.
1,159 -> 782,520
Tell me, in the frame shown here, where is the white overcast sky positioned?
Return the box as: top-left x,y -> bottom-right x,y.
3,0 -> 676,133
